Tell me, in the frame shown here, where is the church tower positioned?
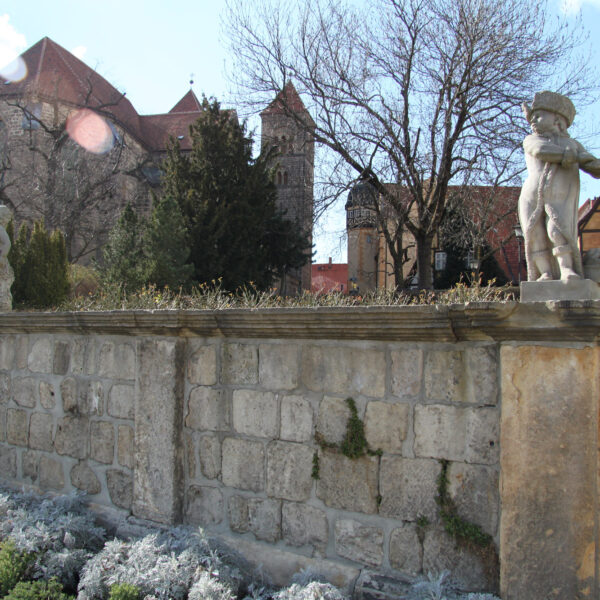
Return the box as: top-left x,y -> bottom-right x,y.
261,83 -> 315,294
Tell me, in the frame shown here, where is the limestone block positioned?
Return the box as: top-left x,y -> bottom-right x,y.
117,425 -> 134,470
90,421 -> 114,464
107,469 -> 133,510
364,401 -> 409,454
222,437 -> 265,492
447,462 -> 499,537
185,434 -> 196,478
0,445 -> 16,478
98,341 -> 136,380
334,519 -> 384,567
0,373 -> 9,404
186,485 -> 223,526
28,338 -> 53,373
229,495 -> 282,542
12,377 -> 37,408
259,344 -> 298,390
389,523 -> 422,575
78,381 -> 104,416
29,412 -> 54,452
186,387 -> 229,431
60,378 -> 77,413
54,416 -> 88,459
221,343 -> 258,385
280,395 -> 313,443
379,457 -> 440,521
7,408 -> 28,446
315,396 -> 351,446
414,405 -> 499,465
71,463 -> 101,495
53,341 -> 70,375
390,349 -> 423,399
199,434 -> 221,479
15,337 -> 28,369
22,450 -> 39,480
424,347 -> 498,406
0,335 -> 15,370
187,344 -> 217,386
316,451 -> 379,514
232,390 -> 278,438
266,441 -> 314,501
282,502 -> 328,552
423,528 -> 496,593
38,455 -> 64,490
39,381 -> 55,409
108,384 -> 135,420
302,345 -> 385,398
69,338 -> 87,375
0,406 -> 5,442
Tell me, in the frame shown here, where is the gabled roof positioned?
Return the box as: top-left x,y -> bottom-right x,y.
169,89 -> 202,113
261,82 -> 316,127
578,196 -> 600,228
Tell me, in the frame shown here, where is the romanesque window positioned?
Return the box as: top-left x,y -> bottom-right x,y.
283,171 -> 288,185
22,103 -> 42,130
277,171 -> 282,185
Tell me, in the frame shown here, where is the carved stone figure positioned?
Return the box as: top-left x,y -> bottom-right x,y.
519,91 -> 600,282
0,205 -> 14,311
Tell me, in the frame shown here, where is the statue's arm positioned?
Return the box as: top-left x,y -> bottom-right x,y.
574,141 -> 600,178
523,135 -> 564,163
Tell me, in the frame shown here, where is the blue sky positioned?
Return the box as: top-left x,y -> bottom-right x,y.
1,0 -> 600,262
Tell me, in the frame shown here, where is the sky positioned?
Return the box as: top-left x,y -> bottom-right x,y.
1,0 -> 600,263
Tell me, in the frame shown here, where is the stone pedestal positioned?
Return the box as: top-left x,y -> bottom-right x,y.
520,279 -> 600,302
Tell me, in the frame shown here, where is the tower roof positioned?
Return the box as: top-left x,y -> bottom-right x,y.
169,89 -> 202,113
261,82 -> 316,127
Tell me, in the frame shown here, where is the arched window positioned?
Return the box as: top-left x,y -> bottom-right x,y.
277,171 -> 283,185
283,171 -> 289,185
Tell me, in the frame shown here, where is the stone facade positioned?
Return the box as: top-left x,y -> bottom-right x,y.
0,302 -> 598,599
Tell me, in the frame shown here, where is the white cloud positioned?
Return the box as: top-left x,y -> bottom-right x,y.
0,14 -> 26,69
71,45 -> 87,60
560,0 -> 600,14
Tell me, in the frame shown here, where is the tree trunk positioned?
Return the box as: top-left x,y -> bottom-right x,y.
415,234 -> 435,290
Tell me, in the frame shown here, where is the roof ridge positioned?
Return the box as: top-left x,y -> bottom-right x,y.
33,37 -> 48,88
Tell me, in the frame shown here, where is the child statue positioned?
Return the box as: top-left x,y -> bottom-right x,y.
0,205 -> 14,311
519,91 -> 600,282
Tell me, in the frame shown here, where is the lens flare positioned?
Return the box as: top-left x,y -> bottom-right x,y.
65,109 -> 114,154
0,56 -> 27,83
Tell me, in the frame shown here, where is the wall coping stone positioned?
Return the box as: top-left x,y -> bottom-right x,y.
0,300 -> 598,342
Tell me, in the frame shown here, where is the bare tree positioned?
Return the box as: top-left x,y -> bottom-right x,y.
225,0 -> 591,288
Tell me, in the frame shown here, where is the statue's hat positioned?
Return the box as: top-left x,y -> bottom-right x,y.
523,91 -> 576,127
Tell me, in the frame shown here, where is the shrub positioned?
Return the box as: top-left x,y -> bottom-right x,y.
0,539 -> 34,596
187,572 -> 235,600
69,264 -> 100,297
108,583 -> 139,600
4,577 -> 72,600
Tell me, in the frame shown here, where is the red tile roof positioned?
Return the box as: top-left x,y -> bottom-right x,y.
261,82 -> 316,126
170,90 -> 202,113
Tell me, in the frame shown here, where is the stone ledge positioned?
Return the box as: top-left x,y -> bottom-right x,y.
0,301 -> 597,342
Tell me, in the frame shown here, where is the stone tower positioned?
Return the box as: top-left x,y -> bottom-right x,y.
261,83 -> 315,294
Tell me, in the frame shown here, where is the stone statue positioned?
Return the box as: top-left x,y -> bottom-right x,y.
0,205 -> 14,311
519,91 -> 600,282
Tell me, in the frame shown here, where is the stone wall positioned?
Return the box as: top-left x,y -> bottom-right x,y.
0,302 -> 598,599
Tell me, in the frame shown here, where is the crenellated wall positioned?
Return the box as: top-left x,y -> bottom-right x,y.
0,302 -> 598,599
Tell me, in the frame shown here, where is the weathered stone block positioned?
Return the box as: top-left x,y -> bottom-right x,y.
22,450 -> 39,480
29,412 -> 54,452
266,441 -> 314,501
90,421 -> 114,464
15,337 -> 28,370
221,343 -> 258,385
316,451 -> 379,514
186,485 -> 223,525
389,524 -> 422,575
54,416 -> 88,458
28,338 -> 53,373
185,434 -> 196,478
259,344 -> 298,390
39,455 -> 64,490
302,345 -> 385,397
0,373 -> 9,405
0,444 -> 16,478
7,408 -> 28,446
414,405 -> 499,464
199,434 -> 221,479
186,387 -> 229,431
379,457 -> 440,521
447,462 -> 499,537
315,396 -> 351,445
117,425 -> 134,470
0,406 -> 5,442
98,341 -> 135,380
423,528 -> 496,593
60,378 -> 77,413
390,349 -> 423,399
78,381 -> 104,416
466,347 -> 498,406
282,502 -> 328,552
232,390 -> 278,438
229,495 -> 281,542
108,384 -> 135,420
53,341 -> 70,375
187,344 -> 217,386
0,335 -> 15,370
71,463 -> 101,495
334,519 -> 384,567
364,401 -> 409,454
107,469 -> 133,510
12,377 -> 37,408
280,395 -> 313,443
39,381 -> 55,409
69,338 -> 87,375
222,437 -> 264,492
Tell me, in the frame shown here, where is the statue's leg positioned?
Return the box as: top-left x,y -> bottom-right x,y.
529,222 -> 553,280
547,221 -> 581,281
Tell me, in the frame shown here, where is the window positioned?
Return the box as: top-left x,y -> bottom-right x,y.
277,171 -> 282,185
283,171 -> 288,185
22,103 -> 42,130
